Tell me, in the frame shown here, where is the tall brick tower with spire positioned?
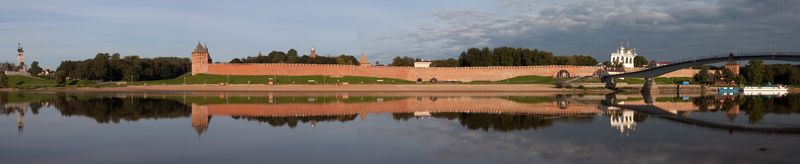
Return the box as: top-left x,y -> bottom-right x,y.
191,43 -> 211,75
359,52 -> 370,67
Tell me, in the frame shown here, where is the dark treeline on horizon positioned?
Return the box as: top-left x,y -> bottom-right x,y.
390,47 -> 598,67
693,60 -> 800,85
229,49 -> 360,65
55,53 -> 189,82
232,115 -> 358,128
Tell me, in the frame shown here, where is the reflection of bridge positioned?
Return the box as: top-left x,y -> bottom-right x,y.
190,97 -> 601,135
601,52 -> 800,92
606,97 -> 800,134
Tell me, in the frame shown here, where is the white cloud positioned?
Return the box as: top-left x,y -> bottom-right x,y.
365,0 -> 800,62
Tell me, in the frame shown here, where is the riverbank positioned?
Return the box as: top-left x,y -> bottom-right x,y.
38,84 -> 611,93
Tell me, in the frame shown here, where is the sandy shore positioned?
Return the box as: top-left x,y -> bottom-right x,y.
49,84 -> 610,93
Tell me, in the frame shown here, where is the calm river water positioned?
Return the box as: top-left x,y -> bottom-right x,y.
1,92 -> 798,163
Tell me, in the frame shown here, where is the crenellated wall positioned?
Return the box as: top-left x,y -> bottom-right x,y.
198,63 -> 695,82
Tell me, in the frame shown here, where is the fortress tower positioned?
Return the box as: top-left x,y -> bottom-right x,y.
17,43 -> 26,70
191,43 -> 211,75
724,53 -> 740,76
359,52 -> 370,67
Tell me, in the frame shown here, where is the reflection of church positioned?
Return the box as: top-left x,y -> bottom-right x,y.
607,107 -> 636,135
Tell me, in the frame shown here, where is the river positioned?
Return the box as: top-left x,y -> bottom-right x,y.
1,92 -> 798,163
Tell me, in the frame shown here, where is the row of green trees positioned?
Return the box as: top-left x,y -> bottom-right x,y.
742,61 -> 800,85
0,62 -> 44,75
458,47 -> 598,66
229,49 -> 360,65
389,47 -> 598,67
693,66 -> 742,85
55,53 -> 190,83
693,60 -> 800,85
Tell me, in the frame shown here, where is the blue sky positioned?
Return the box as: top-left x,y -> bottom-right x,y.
2,0 -> 799,68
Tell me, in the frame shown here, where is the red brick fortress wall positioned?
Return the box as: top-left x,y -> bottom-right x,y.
201,63 -> 696,82
205,63 -> 605,82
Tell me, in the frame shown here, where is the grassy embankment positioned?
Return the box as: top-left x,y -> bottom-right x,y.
136,74 -> 559,85
466,76 -> 555,84
134,74 -> 415,85
5,75 -> 96,89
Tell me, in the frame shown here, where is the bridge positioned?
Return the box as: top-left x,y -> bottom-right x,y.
600,52 -> 800,92
607,103 -> 800,134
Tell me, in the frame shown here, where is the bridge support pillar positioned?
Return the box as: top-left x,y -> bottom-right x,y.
641,78 -> 659,94
604,78 -> 616,89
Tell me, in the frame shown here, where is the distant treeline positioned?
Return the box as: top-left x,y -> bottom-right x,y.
229,49 -> 360,65
693,61 -> 800,85
390,47 -> 598,67
56,53 -> 189,82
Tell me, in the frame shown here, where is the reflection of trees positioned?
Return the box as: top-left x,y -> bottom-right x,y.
690,95 -> 800,124
430,113 -> 595,132
392,113 -> 415,121
232,115 -> 358,128
52,94 -> 191,123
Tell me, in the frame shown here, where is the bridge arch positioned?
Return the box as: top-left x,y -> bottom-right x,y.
556,70 -> 571,78
602,52 -> 800,81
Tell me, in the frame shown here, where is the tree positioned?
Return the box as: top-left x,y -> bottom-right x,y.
694,67 -> 711,85
744,60 -> 766,85
55,71 -> 67,86
431,58 -> 460,67
389,56 -> 415,66
287,49 -> 299,63
56,54 -> 189,82
633,56 -> 648,67
122,56 -> 142,82
27,61 -> 43,75
335,55 -> 357,65
91,53 -> 110,81
0,71 -> 7,87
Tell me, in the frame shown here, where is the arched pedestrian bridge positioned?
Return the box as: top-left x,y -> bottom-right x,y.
601,52 -> 800,91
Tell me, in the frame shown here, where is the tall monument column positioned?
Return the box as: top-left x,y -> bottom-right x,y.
17,43 -> 26,70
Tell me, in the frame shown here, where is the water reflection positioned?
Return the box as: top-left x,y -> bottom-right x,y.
1,92 -> 800,136
605,93 -> 800,134
3,92 -> 800,163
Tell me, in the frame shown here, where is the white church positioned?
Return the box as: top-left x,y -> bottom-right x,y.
609,44 -> 639,68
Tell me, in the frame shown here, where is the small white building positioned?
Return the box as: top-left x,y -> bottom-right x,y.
609,44 -> 638,68
414,61 -> 432,67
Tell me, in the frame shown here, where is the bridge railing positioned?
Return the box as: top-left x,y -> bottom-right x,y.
664,52 -> 800,66
606,52 -> 800,77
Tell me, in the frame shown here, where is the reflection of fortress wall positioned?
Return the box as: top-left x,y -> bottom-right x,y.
192,97 -> 600,118
205,64 -> 605,82
620,101 -> 698,112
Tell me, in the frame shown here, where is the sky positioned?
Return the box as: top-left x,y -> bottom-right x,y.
2,0 -> 799,68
